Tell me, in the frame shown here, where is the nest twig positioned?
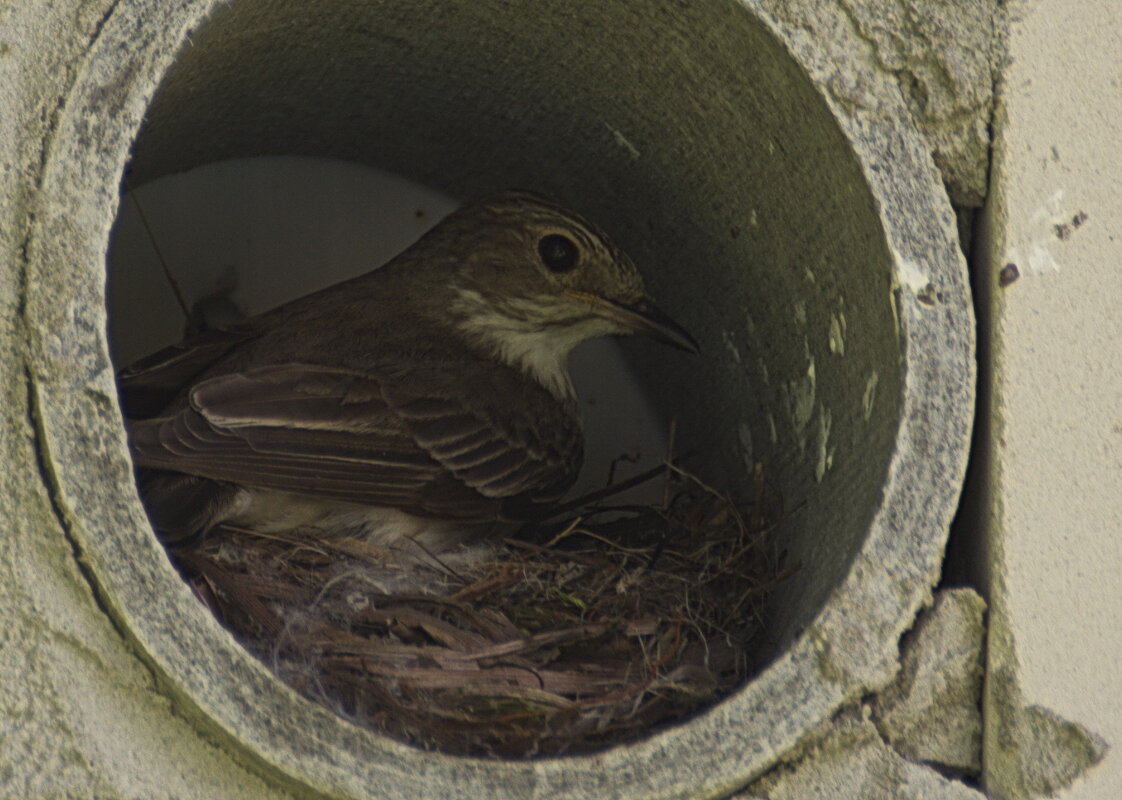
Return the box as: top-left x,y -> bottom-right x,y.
172,460 -> 791,757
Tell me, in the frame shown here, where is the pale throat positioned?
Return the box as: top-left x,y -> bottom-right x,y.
452,288 -> 618,399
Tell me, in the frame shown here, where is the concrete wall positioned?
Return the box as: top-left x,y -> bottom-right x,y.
972,2 -> 1121,797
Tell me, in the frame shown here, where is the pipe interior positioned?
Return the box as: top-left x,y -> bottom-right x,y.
113,0 -> 902,672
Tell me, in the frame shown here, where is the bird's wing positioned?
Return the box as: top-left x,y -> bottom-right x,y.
126,364 -> 578,520
117,325 -> 257,418
385,384 -> 580,507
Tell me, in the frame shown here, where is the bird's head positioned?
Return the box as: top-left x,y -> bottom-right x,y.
418,192 -> 697,395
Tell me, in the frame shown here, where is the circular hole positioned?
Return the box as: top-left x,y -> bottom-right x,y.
119,0 -> 903,672
116,0 -> 898,743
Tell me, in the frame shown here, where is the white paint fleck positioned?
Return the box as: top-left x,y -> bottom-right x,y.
828,313 -> 846,356
793,300 -> 807,326
738,422 -> 754,467
815,405 -> 834,483
722,331 -> 742,364
895,254 -> 931,293
785,357 -> 817,453
1024,242 -> 1061,274
1006,190 -> 1067,275
604,122 -> 641,160
863,371 -> 879,420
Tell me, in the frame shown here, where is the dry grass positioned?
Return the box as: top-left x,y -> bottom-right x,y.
172,461 -> 791,757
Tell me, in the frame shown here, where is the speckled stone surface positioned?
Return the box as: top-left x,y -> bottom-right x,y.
739,709 -> 985,800
873,588 -> 986,774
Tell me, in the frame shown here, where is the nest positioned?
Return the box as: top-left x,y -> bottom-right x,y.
172,461 -> 790,757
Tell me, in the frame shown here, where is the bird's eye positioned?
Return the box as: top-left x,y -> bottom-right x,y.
538,233 -> 579,273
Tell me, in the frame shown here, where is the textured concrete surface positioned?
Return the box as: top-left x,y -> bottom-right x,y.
873,588 -> 986,775
974,1 -> 1121,797
740,709 -> 985,800
0,2 -> 299,796
757,0 -> 1004,206
3,1 -> 973,798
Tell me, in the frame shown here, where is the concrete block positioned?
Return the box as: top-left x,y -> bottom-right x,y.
972,1 -> 1121,797
740,709 -> 985,800
873,588 -> 986,775
757,0 -> 1004,206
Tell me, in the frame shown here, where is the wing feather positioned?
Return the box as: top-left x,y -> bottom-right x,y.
127,363 -> 580,520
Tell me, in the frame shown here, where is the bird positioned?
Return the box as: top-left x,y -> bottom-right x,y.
119,191 -> 698,558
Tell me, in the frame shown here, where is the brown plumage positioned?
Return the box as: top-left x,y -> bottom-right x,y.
120,191 -> 697,551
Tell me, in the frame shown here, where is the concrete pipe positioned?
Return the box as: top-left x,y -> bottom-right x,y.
7,0 -> 974,797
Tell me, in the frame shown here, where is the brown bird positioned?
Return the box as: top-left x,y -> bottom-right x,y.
120,191 -> 697,555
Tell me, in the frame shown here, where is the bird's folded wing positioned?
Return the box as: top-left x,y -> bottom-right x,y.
117,325 -> 257,418
126,364 -> 576,519
387,390 -> 578,503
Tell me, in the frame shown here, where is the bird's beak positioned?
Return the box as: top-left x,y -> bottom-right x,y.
564,289 -> 700,354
